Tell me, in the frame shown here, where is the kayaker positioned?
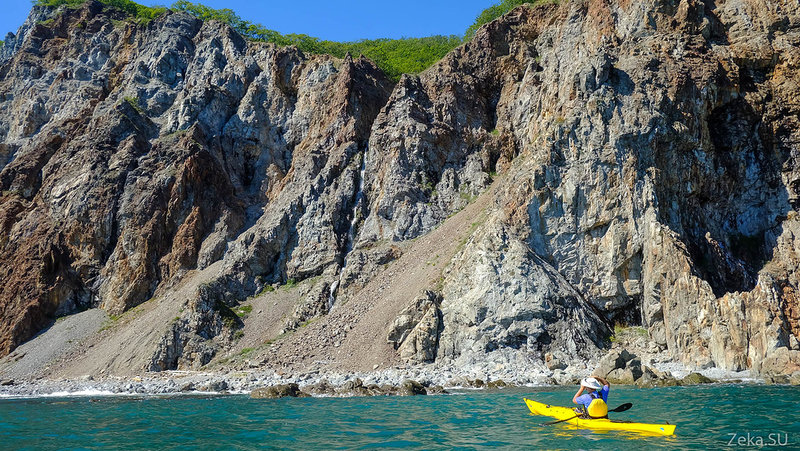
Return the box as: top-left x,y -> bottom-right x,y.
572,376 -> 610,418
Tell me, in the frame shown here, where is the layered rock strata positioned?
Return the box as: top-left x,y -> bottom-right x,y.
1,0 -> 800,379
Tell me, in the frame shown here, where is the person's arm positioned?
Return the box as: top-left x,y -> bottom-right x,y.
572,386 -> 585,404
594,375 -> 610,402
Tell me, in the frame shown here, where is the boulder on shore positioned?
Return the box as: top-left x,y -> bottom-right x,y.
758,348 -> 800,378
305,379 -> 336,396
679,373 -> 714,385
251,383 -> 308,399
595,348 -> 679,387
399,379 -> 427,396
595,349 -> 635,378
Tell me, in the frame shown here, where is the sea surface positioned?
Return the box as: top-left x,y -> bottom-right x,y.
1,384 -> 799,450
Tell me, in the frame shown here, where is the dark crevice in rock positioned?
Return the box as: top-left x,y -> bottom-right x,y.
645,76 -> 790,298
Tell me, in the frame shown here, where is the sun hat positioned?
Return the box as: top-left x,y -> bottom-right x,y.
581,377 -> 603,390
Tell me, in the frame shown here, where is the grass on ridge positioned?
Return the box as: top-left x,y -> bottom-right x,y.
35,0 -> 557,80
172,0 -> 461,80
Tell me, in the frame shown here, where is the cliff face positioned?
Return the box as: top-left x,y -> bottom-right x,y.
0,1 -> 393,357
1,0 -> 799,378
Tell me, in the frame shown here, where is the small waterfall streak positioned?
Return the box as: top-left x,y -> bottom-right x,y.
328,151 -> 368,311
344,154 -> 367,258
327,279 -> 339,311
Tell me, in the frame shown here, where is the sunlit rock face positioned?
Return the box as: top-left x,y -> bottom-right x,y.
1,0 -> 799,376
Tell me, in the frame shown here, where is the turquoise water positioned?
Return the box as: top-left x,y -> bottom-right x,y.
1,384 -> 799,449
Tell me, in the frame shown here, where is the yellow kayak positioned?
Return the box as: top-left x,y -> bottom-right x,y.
524,398 -> 676,436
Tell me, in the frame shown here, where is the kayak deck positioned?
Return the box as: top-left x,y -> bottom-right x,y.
524,398 -> 676,436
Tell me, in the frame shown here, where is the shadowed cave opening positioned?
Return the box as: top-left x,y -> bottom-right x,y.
659,94 -> 789,298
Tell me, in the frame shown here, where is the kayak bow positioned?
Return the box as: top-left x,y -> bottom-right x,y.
524,398 -> 676,436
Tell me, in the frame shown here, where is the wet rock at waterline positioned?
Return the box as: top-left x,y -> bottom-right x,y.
248,378 -> 441,398
251,383 -> 308,399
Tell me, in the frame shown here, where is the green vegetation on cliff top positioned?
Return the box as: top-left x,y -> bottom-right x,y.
35,0 -> 552,79
36,0 -> 167,24
465,0 -> 557,38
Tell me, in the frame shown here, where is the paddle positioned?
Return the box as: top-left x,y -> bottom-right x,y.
541,403 -> 633,426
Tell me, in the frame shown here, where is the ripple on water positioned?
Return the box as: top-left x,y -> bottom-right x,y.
0,385 -> 798,449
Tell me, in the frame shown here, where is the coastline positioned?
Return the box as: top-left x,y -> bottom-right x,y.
0,365 -> 763,400
0,310 -> 779,399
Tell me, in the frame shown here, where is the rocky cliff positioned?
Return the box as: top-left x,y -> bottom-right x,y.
1,0 -> 799,381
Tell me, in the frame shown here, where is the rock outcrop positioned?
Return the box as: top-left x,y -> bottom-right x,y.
387,290 -> 443,363
251,383 -> 306,398
594,348 -> 680,386
2,0 -> 800,380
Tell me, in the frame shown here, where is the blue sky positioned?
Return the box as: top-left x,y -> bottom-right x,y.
2,0 -> 497,42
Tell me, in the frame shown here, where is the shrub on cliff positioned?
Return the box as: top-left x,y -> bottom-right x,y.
37,0 -> 167,24
465,0 -> 555,38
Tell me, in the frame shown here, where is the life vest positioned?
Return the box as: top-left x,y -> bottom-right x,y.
586,391 -> 608,418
